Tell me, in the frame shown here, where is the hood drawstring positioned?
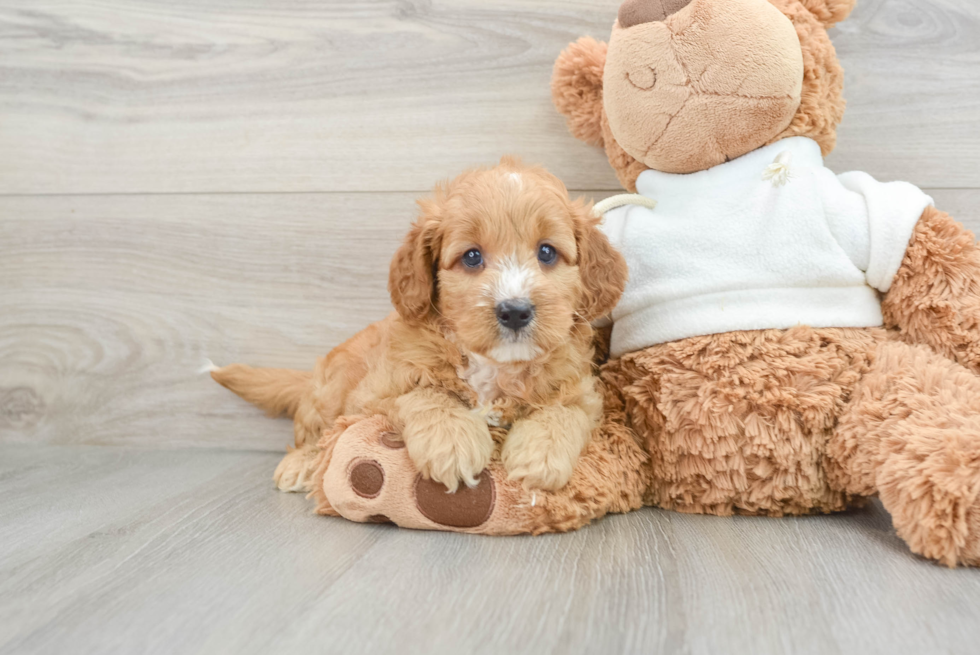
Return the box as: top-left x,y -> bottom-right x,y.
592,193 -> 658,217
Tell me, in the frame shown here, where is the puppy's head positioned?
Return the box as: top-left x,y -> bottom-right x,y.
389,158 -> 628,363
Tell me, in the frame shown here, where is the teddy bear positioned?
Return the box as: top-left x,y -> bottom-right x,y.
294,0 -> 980,567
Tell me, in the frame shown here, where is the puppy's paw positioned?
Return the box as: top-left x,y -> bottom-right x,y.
501,420 -> 576,491
405,413 -> 494,493
274,446 -> 319,492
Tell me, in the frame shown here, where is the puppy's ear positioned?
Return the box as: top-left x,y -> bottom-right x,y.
798,0 -> 856,28
552,37 -> 608,147
389,198 -> 442,324
573,199 -> 628,322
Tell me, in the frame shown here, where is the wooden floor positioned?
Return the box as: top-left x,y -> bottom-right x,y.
3,0 -> 980,653
3,446 -> 980,655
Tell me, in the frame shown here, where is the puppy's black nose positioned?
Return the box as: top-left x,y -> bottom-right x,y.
495,300 -> 535,331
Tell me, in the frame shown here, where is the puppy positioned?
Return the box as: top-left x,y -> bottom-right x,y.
212,158 -> 628,493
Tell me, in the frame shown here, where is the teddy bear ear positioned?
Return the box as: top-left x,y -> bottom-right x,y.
551,37 -> 608,147
797,0 -> 857,28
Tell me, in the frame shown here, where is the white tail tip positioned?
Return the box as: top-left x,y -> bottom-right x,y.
198,359 -> 220,375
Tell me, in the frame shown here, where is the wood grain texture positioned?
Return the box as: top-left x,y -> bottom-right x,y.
1,0 -> 978,194
826,0 -> 980,184
3,189 -> 976,450
1,445 -> 979,655
0,192 -> 408,450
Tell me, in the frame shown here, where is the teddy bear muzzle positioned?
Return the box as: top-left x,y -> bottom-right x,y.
618,0 -> 693,28
604,0 -> 805,174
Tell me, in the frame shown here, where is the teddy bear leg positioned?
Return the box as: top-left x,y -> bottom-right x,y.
307,405 -> 649,535
828,340 -> 980,567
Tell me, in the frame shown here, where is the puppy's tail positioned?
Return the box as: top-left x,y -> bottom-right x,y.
209,363 -> 312,419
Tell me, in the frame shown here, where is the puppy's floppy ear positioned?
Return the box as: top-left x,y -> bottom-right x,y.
572,198 -> 628,322
552,37 -> 608,147
798,0 -> 856,28
388,197 -> 443,324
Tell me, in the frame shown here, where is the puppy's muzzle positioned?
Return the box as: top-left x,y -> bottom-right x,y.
495,299 -> 535,332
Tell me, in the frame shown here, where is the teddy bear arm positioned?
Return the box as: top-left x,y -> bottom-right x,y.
881,206 -> 980,374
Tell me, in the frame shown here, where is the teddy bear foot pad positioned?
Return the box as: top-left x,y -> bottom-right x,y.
320,416 -> 536,534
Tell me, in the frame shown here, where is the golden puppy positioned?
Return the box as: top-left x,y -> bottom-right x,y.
212,158 -> 627,493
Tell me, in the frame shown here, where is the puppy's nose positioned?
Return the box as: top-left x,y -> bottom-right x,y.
618,0 -> 693,28
495,300 -> 535,332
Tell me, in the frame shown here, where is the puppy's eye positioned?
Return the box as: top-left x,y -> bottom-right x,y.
537,244 -> 558,266
462,249 -> 483,269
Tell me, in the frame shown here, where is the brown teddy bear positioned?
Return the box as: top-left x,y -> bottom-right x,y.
546,0 -> 980,567
261,0 -> 980,567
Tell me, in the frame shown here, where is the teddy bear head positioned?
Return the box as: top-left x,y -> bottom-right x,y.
553,0 -> 856,190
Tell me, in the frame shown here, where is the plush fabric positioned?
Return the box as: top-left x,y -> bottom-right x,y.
600,137 -> 933,355
882,206 -> 980,374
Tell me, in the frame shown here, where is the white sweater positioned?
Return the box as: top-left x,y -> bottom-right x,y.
600,137 -> 934,358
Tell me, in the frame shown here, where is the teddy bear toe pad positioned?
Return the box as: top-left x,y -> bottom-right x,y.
414,471 -> 495,528
348,460 -> 384,499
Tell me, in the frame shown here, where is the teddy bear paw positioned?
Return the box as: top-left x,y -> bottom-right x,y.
319,415 -> 537,534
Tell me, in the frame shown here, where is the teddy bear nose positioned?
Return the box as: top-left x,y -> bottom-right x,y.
618,0 -> 693,27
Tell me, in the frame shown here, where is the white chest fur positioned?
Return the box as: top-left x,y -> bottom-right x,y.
457,352 -> 500,406
456,352 -> 504,426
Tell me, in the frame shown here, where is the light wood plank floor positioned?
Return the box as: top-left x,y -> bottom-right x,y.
2,0 -> 980,653
2,446 -> 980,655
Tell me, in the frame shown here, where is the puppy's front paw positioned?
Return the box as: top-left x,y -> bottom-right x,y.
274,446 -> 319,492
405,413 -> 494,493
501,420 -> 576,491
